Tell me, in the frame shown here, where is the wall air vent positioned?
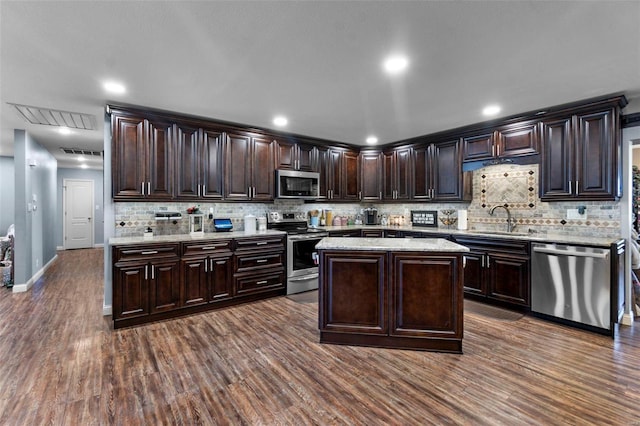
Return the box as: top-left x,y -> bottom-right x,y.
7,102 -> 96,130
60,148 -> 103,157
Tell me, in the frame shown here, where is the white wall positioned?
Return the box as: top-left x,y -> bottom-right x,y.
0,156 -> 15,234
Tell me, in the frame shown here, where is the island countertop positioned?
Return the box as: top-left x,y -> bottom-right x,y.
315,237 -> 470,252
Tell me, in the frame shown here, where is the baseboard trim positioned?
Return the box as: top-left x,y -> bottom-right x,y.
103,304 -> 112,316
94,243 -> 104,248
56,245 -> 64,251
12,254 -> 58,293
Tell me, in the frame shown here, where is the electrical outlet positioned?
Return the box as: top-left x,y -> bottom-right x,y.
567,209 -> 586,220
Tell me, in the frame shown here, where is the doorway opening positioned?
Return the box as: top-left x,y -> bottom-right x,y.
63,179 -> 94,250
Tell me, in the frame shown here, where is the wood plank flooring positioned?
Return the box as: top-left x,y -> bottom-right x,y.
1,248 -> 640,424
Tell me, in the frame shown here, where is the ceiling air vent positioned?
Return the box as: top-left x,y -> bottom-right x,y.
7,102 -> 96,130
60,148 -> 103,157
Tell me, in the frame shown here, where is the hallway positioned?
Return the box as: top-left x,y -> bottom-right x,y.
1,248 -> 639,424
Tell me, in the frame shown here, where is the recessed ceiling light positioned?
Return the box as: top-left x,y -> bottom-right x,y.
103,80 -> 126,95
383,55 -> 409,74
273,116 -> 288,127
366,136 -> 378,145
58,127 -> 72,135
80,164 -> 89,169
77,156 -> 85,162
482,105 -> 501,116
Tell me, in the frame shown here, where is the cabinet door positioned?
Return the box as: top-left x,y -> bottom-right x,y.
432,140 -> 463,201
390,253 -> 462,338
539,118 -> 573,200
275,139 -> 296,170
201,129 -> 224,199
147,120 -> 174,199
235,269 -> 285,296
487,254 -> 529,307
113,262 -> 149,320
463,133 -> 494,162
319,251 -> 387,334
209,255 -> 233,302
575,109 -> 616,199
297,143 -> 315,171
112,115 -> 146,199
342,150 -> 360,200
497,123 -> 538,158
412,144 -> 431,200
383,151 -> 395,200
462,250 -> 486,296
175,124 -> 200,198
149,258 -> 181,313
360,151 -> 382,201
316,146 -> 329,198
251,136 -> 275,200
224,132 -> 252,200
395,147 -> 412,200
327,149 -> 342,199
181,257 -> 208,307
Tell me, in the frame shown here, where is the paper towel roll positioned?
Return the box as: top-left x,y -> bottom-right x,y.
457,210 -> 468,230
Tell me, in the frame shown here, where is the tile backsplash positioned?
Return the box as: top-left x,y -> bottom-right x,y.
113,163 -> 620,239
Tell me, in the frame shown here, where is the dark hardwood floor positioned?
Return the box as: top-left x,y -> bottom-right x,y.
1,248 -> 640,425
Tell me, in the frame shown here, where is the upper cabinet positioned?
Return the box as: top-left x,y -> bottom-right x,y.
462,122 -> 538,162
175,125 -> 224,200
414,140 -> 470,202
360,150 -> 383,201
224,133 -> 275,201
540,107 -> 621,201
317,146 -> 360,201
275,139 -> 316,171
112,114 -> 173,200
383,146 -> 412,201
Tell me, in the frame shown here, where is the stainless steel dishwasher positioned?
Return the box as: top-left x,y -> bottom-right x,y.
531,243 -> 611,332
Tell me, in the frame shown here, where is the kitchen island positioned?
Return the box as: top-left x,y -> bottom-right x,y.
316,237 -> 470,353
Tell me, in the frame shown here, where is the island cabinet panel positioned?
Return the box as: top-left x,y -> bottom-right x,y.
319,251 -> 387,335
390,254 -> 462,338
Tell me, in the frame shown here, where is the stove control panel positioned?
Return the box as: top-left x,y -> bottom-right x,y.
267,211 -> 308,223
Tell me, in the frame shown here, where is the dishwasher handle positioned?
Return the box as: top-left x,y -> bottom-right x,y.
532,246 -> 609,259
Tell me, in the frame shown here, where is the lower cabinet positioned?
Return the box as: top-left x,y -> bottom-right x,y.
112,235 -> 286,328
454,236 -> 530,308
319,249 -> 464,352
328,229 -> 362,237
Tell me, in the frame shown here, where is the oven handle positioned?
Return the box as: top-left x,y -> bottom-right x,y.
288,274 -> 319,282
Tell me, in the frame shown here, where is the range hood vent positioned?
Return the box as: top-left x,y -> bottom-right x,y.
7,102 -> 96,130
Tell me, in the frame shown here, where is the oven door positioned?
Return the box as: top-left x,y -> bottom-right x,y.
287,233 -> 326,278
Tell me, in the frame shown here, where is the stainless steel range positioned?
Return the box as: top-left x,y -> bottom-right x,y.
267,211 -> 327,295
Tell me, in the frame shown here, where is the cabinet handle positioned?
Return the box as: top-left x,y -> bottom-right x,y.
201,245 -> 218,250
481,255 -> 484,268
141,250 -> 158,255
145,265 -> 148,280
256,242 -> 268,245
204,259 -> 208,272
256,280 -> 268,285
248,187 -> 251,198
202,185 -> 206,196
569,181 -> 572,195
141,182 -> 145,196
497,145 -> 500,157
151,265 -> 155,279
147,182 -> 151,195
256,259 -> 268,263
379,191 -> 382,200
492,145 -> 495,157
485,256 -> 490,268
253,187 -> 256,198
210,259 -> 214,270
575,181 -> 579,195
359,191 -> 362,200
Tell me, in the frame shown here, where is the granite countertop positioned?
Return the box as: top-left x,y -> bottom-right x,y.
322,225 -> 621,247
315,237 -> 470,252
109,229 -> 286,246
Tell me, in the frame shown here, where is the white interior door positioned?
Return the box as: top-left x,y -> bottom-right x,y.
64,179 -> 94,249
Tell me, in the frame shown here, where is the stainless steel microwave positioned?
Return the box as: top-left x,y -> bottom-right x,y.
275,169 -> 320,199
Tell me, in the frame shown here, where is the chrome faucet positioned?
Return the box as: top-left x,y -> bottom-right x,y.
489,204 -> 516,233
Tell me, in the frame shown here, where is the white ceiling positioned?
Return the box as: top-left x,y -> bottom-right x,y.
2,1 -> 639,170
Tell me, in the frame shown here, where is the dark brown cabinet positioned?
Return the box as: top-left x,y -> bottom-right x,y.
540,108 -> 620,201
175,126 -> 224,200
359,150 -> 383,201
319,248 -> 464,352
462,123 -> 538,162
224,132 -> 275,201
233,235 -> 286,297
181,240 -> 233,306
383,146 -> 412,201
361,229 -> 384,238
328,229 -> 362,237
112,243 -> 181,324
318,147 -> 360,201
414,140 -> 470,201
275,139 -> 316,171
454,236 -> 530,308
112,114 -> 174,200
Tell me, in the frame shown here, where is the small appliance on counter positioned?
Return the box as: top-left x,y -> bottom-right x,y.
213,218 -> 233,232
364,207 -> 378,225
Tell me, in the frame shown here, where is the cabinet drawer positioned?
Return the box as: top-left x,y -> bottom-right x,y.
235,251 -> 284,273
235,270 -> 285,296
113,244 -> 180,262
453,237 -> 529,255
182,239 -> 233,256
234,236 -> 285,252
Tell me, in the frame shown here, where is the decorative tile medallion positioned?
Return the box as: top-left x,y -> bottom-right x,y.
480,167 -> 536,209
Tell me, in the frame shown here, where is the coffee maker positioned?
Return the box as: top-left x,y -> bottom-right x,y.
364,207 -> 378,225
